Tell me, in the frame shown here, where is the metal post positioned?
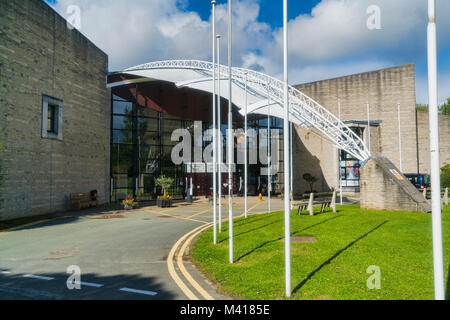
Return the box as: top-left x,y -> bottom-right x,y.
290,122 -> 293,209
367,103 -> 371,154
397,103 -> 403,172
244,72 -> 248,218
211,0 -> 217,245
427,0 -> 445,300
283,0 -> 291,298
267,84 -> 271,214
227,0 -> 234,264
216,34 -> 222,232
338,100 -> 343,205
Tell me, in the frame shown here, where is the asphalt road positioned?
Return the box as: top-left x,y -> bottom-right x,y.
0,196 -> 283,300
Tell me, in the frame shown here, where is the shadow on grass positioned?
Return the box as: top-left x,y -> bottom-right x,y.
292,220 -> 388,295
446,261 -> 450,300
0,270 -> 175,300
236,216 -> 343,262
218,219 -> 282,244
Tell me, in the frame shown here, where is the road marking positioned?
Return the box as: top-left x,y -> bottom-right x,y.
176,223 -> 215,300
145,210 -> 206,224
167,223 -> 212,300
120,287 -> 158,296
71,281 -> 104,288
187,208 -> 211,219
23,274 -> 54,281
247,202 -> 261,214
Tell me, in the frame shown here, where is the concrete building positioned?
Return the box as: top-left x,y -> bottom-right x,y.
0,0 -> 110,221
293,64 -> 450,196
0,0 -> 448,221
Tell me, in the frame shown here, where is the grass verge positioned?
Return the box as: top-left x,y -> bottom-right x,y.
191,204 -> 450,300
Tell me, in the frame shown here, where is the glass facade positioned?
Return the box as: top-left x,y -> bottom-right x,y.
339,127 -> 363,189
111,83 -> 285,202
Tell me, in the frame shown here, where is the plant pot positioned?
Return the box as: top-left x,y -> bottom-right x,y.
157,199 -> 172,208
123,204 -> 133,210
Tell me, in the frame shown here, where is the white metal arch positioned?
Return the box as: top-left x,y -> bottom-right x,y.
123,60 -> 371,162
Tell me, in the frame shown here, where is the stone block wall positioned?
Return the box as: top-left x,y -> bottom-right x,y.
360,157 -> 431,213
0,0 -> 110,221
293,64 -> 418,195
416,111 -> 450,173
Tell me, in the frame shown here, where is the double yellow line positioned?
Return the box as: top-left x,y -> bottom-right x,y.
167,222 -> 214,300
166,200 -> 263,300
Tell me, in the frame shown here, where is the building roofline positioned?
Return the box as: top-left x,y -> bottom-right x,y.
295,63 -> 415,87
41,0 -> 108,58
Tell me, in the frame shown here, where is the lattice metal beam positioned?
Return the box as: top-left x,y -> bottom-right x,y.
125,60 -> 371,161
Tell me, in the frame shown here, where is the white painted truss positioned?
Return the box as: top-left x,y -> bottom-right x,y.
120,60 -> 370,161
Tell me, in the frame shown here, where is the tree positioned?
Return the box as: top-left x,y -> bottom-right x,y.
442,164 -> 450,189
155,175 -> 174,197
440,98 -> 450,116
416,97 -> 450,115
302,173 -> 318,193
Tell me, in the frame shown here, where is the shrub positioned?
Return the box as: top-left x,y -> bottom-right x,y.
441,165 -> 450,188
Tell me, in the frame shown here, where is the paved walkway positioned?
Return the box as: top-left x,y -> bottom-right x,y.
0,196 -> 283,300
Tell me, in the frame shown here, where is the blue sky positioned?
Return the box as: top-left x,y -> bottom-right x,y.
45,0 -> 450,104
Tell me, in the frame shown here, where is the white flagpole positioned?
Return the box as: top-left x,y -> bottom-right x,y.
427,0 -> 445,300
267,83 -> 271,214
290,122 -> 293,209
283,0 -> 291,297
211,0 -> 217,245
244,72 -> 248,218
397,103 -> 403,172
338,99 -> 343,205
366,103 -> 371,154
227,0 -> 234,264
216,34 -> 222,232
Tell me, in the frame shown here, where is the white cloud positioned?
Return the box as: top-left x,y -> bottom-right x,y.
48,0 -> 450,103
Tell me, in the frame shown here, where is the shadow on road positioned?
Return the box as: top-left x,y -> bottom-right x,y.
0,203 -> 135,233
0,270 -> 176,300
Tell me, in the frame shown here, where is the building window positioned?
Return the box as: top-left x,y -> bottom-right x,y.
42,95 -> 63,140
339,127 -> 364,189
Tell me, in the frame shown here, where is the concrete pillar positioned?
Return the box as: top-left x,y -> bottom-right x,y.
444,188 -> 448,205
423,188 -> 427,199
308,192 -> 314,216
331,190 -> 337,213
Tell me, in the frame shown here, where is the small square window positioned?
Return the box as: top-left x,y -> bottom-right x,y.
42,95 -> 63,140
47,104 -> 58,134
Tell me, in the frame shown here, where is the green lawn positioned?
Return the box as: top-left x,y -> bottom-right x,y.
191,205 -> 450,300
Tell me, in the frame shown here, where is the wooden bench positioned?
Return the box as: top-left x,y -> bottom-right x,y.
294,191 -> 336,216
69,191 -> 98,211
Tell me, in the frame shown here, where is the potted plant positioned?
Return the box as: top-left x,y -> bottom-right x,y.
208,195 -> 214,206
121,195 -> 137,210
157,194 -> 173,208
155,175 -> 174,208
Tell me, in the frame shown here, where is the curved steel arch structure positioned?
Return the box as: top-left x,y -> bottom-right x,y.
123,60 -> 370,162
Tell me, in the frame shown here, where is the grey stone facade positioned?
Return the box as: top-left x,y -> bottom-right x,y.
416,110 -> 450,173
293,64 -> 450,196
360,157 -> 431,213
0,0 -> 110,221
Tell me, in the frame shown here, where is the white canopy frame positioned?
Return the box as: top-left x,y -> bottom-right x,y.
121,60 -> 371,162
